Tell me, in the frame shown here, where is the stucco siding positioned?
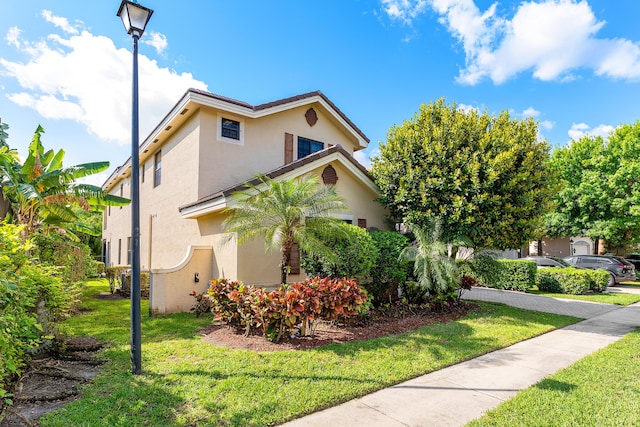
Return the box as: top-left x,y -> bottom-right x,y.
196,105 -> 361,199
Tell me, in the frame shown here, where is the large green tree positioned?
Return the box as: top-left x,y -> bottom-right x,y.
223,174 -> 348,284
545,122 -> 640,252
0,125 -> 128,235
371,98 -> 554,250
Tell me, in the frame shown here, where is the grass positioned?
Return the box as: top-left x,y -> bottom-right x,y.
529,288 -> 640,306
621,281 -> 640,287
41,279 -> 580,427
467,328 -> 640,426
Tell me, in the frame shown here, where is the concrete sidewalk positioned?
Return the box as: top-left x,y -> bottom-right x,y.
280,288 -> 640,427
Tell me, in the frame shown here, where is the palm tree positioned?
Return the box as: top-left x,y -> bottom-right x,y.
223,174 -> 348,284
400,221 -> 460,299
0,125 -> 129,235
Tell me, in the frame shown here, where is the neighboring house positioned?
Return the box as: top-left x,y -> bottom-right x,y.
528,236 -> 597,258
102,89 -> 388,313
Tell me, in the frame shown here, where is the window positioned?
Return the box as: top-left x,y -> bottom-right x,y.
357,218 -> 367,228
221,118 -> 240,140
217,113 -> 244,145
298,137 -> 324,159
141,162 -> 145,183
154,151 -> 162,187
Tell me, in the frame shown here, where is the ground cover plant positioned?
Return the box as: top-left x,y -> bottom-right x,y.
36,279 -> 581,427
467,329 -> 640,427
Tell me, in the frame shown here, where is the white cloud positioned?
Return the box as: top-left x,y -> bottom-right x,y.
568,122 -> 614,141
354,148 -> 379,170
521,107 -> 540,118
540,120 -> 554,131
42,10 -> 79,35
457,103 -> 478,113
381,0 -> 429,25
1,17 -> 207,146
143,31 -> 168,55
6,27 -> 21,48
381,0 -> 640,84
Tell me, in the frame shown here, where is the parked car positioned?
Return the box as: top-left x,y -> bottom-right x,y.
624,254 -> 640,271
523,256 -> 574,268
563,255 -> 636,286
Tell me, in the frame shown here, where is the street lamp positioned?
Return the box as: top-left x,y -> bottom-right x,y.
117,0 -> 153,375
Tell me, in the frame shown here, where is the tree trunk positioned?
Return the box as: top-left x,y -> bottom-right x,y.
280,239 -> 293,284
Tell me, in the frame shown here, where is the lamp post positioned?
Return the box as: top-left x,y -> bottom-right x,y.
117,0 -> 153,375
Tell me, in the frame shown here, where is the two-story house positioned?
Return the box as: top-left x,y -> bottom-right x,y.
102,89 -> 388,313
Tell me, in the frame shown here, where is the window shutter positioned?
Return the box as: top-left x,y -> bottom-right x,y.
289,242 -> 300,275
285,133 -> 293,164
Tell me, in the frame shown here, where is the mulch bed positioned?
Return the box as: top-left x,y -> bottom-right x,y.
201,302 -> 479,352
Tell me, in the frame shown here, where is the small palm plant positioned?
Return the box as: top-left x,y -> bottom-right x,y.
400,221 -> 460,301
223,174 -> 348,284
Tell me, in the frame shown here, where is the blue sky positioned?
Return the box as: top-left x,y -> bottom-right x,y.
2,1 -> 640,185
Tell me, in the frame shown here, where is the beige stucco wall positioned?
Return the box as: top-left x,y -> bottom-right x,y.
529,236 -> 596,257
150,246 -> 213,314
196,104 -> 361,199
104,114 -> 205,269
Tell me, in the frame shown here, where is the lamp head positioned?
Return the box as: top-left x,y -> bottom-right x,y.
117,0 -> 154,37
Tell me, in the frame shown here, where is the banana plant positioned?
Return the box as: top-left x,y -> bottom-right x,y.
0,125 -> 129,235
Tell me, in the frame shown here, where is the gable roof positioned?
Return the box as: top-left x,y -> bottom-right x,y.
178,144 -> 378,219
103,89 -> 369,191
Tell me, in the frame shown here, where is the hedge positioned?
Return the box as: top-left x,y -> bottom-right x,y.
459,259 -> 536,291
537,268 -> 609,295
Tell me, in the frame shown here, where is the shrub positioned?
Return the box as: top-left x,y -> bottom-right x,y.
537,268 -> 608,295
366,231 -> 409,305
119,271 -> 151,299
0,223 -> 75,395
585,269 -> 609,292
94,261 -> 105,277
105,266 -> 129,294
32,231 -> 95,283
207,278 -> 261,331
457,255 -> 502,288
300,223 -> 379,282
497,260 -> 537,291
460,259 -> 536,292
205,277 -> 367,342
189,291 -> 212,317
536,270 -> 563,293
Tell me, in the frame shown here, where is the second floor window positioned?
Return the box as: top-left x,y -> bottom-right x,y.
154,151 -> 162,187
221,118 -> 240,140
298,137 -> 324,159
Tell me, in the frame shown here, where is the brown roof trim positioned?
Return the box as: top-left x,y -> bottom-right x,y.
178,145 -> 374,212
104,88 -> 369,191
188,89 -> 369,144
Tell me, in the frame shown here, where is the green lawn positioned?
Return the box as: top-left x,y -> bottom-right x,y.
41,279 -> 580,427
467,328 -> 640,426
529,289 -> 640,306
621,281 -> 640,287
